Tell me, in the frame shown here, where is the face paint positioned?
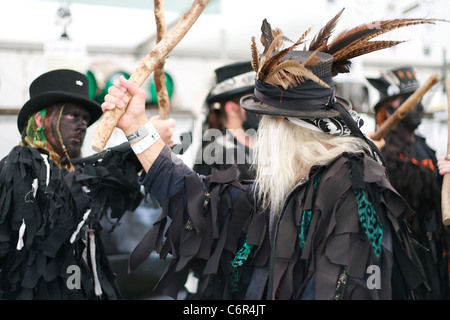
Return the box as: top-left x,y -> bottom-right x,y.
399,96 -> 424,132
45,103 -> 91,159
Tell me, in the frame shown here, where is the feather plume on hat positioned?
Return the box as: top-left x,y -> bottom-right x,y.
251,8 -> 444,88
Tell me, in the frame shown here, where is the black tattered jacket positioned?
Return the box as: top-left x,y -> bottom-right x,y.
130,145 -> 428,300
0,143 -> 143,299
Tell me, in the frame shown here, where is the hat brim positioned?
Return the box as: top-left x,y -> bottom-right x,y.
373,90 -> 416,112
367,76 -> 419,112
206,86 -> 254,104
18,91 -> 103,132
240,94 -> 351,119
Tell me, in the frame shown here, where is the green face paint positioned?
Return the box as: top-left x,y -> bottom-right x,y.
36,108 -> 47,142
25,108 -> 48,146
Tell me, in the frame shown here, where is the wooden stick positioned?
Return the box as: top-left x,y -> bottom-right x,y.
371,73 -> 440,141
154,0 -> 171,119
91,0 -> 210,152
442,78 -> 450,225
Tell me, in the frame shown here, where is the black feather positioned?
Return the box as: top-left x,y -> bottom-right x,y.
260,19 -> 274,55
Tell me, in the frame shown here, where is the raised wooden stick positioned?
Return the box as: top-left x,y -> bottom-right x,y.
442,78 -> 450,225
154,0 -> 171,119
371,73 -> 440,141
91,0 -> 209,152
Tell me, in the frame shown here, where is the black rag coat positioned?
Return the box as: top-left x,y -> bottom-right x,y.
129,145 -> 428,300
381,132 -> 450,299
0,143 -> 143,299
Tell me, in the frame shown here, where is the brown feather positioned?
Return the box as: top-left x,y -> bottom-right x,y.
334,40 -> 405,62
258,28 -> 310,79
272,27 -> 284,39
265,60 -> 331,89
326,17 -> 445,75
251,36 -> 259,73
265,33 -> 292,60
295,27 -> 312,48
309,8 -> 345,51
252,12 -> 447,88
258,46 -> 293,79
303,45 -> 324,66
326,27 -> 379,57
331,60 -> 352,77
327,18 -> 440,56
362,19 -> 442,46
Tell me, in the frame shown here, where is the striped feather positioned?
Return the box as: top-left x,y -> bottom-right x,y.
309,8 -> 344,51
334,40 -> 406,62
251,36 -> 259,73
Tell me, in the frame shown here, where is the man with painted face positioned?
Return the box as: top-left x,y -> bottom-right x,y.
34,103 -> 90,161
0,69 -> 174,299
368,66 -> 450,299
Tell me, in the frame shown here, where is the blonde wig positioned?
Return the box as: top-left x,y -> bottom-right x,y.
253,115 -> 372,215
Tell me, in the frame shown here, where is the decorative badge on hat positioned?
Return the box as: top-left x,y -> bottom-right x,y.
18,69 -> 102,132
206,61 -> 255,104
367,66 -> 421,111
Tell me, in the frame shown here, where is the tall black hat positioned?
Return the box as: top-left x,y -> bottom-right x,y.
241,50 -> 350,118
18,69 -> 103,132
205,61 -> 255,104
367,66 -> 420,112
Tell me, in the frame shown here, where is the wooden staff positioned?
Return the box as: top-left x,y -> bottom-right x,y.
371,73 -> 440,141
91,0 -> 209,152
154,0 -> 171,119
442,78 -> 450,225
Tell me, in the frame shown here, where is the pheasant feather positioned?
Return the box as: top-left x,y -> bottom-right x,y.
324,17 -> 444,75
257,27 -> 312,82
252,9 -> 447,89
251,36 -> 259,73
308,8 -> 344,51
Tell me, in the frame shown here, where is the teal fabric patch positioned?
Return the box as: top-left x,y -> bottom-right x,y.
299,209 -> 312,251
228,236 -> 255,293
354,188 -> 383,257
299,176 -> 320,251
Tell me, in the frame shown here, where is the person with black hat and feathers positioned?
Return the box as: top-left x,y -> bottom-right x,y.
368,67 -> 450,299
194,61 -> 258,181
0,69 -> 175,299
102,10 -> 444,300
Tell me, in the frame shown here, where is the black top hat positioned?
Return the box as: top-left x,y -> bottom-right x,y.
17,69 -> 103,132
205,61 -> 255,104
240,51 -> 365,139
367,66 -> 420,112
241,51 -> 352,119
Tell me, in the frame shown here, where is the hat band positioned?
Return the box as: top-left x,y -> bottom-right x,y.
252,78 -> 366,138
252,77 -> 334,111
210,71 -> 255,97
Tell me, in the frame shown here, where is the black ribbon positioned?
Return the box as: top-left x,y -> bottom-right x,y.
253,77 -> 334,111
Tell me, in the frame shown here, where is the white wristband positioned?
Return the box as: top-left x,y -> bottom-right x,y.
127,121 -> 156,143
130,127 -> 160,154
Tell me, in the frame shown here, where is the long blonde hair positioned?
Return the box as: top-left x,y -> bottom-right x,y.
253,115 -> 371,215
